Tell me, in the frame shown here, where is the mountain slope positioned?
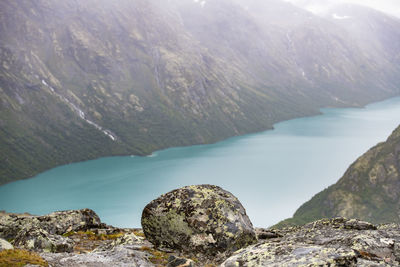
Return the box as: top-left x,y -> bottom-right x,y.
278,125 -> 400,227
1,0 -> 400,184
325,4 -> 400,78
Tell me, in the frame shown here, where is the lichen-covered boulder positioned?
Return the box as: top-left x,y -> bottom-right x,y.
0,214 -> 41,240
221,243 -> 358,266
37,208 -> 103,235
13,227 -> 73,253
0,238 -> 13,251
222,218 -> 400,266
0,209 -> 103,240
141,184 -> 257,256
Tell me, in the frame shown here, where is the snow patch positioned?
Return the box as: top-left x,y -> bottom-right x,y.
41,79 -> 117,141
41,80 -> 55,92
332,13 -> 351,20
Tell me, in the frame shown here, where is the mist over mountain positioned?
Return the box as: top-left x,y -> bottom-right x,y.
284,0 -> 400,18
1,0 -> 400,184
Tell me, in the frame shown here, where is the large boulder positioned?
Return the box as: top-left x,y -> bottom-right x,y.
141,184 -> 257,256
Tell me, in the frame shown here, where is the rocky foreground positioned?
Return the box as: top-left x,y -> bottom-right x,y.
1,185 -> 400,266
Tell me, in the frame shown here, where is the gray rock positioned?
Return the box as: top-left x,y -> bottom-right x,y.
41,245 -> 155,267
141,184 -> 257,256
344,218 -> 377,230
221,243 -> 357,267
167,255 -> 194,267
222,218 -> 400,266
255,228 -> 282,240
0,237 -> 13,250
0,214 -> 41,240
0,209 -> 103,240
94,232 -> 149,252
38,209 -> 103,235
13,227 -> 73,253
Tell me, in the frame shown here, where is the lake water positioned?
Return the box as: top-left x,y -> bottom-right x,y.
1,97 -> 400,228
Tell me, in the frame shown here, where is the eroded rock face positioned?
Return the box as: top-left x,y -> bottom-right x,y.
13,227 -> 73,253
94,233 -> 147,252
141,185 -> 257,256
0,208 -> 103,241
222,218 -> 400,266
38,209 -> 103,235
222,243 -> 358,266
0,208 -> 104,254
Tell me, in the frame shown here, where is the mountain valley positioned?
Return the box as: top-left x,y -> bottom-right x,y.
1,0 -> 400,185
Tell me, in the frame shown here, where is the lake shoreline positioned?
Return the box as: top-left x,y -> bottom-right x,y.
4,94 -> 399,187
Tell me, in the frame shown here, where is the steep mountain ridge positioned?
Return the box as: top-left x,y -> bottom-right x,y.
325,4 -> 400,75
1,0 -> 400,184
278,124 -> 400,227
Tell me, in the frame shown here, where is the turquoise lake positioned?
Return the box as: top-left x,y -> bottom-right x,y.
1,97 -> 400,227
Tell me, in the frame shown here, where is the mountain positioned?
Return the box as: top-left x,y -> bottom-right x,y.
1,0 -> 400,184
325,4 -> 400,74
278,124 -> 400,227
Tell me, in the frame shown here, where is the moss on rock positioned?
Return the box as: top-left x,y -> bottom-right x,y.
141,184 -> 257,256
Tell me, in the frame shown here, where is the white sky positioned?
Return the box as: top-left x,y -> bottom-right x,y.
284,0 -> 400,18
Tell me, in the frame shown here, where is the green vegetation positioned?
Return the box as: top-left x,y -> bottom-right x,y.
132,230 -> 146,238
140,246 -> 169,265
1,0 -> 400,185
275,125 -> 400,228
62,231 -> 124,241
0,249 -> 48,267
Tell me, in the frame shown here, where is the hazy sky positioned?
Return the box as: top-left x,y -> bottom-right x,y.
284,0 -> 400,18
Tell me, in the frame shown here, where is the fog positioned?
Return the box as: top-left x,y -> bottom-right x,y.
284,0 -> 400,18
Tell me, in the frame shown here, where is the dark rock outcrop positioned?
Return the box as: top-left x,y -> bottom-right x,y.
167,256 -> 195,267
141,185 -> 257,256
222,218 -> 400,266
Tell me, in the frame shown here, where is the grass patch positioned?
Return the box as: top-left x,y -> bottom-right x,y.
62,231 -> 75,238
133,230 -> 146,238
63,231 -> 124,241
0,249 -> 48,267
140,246 -> 169,265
